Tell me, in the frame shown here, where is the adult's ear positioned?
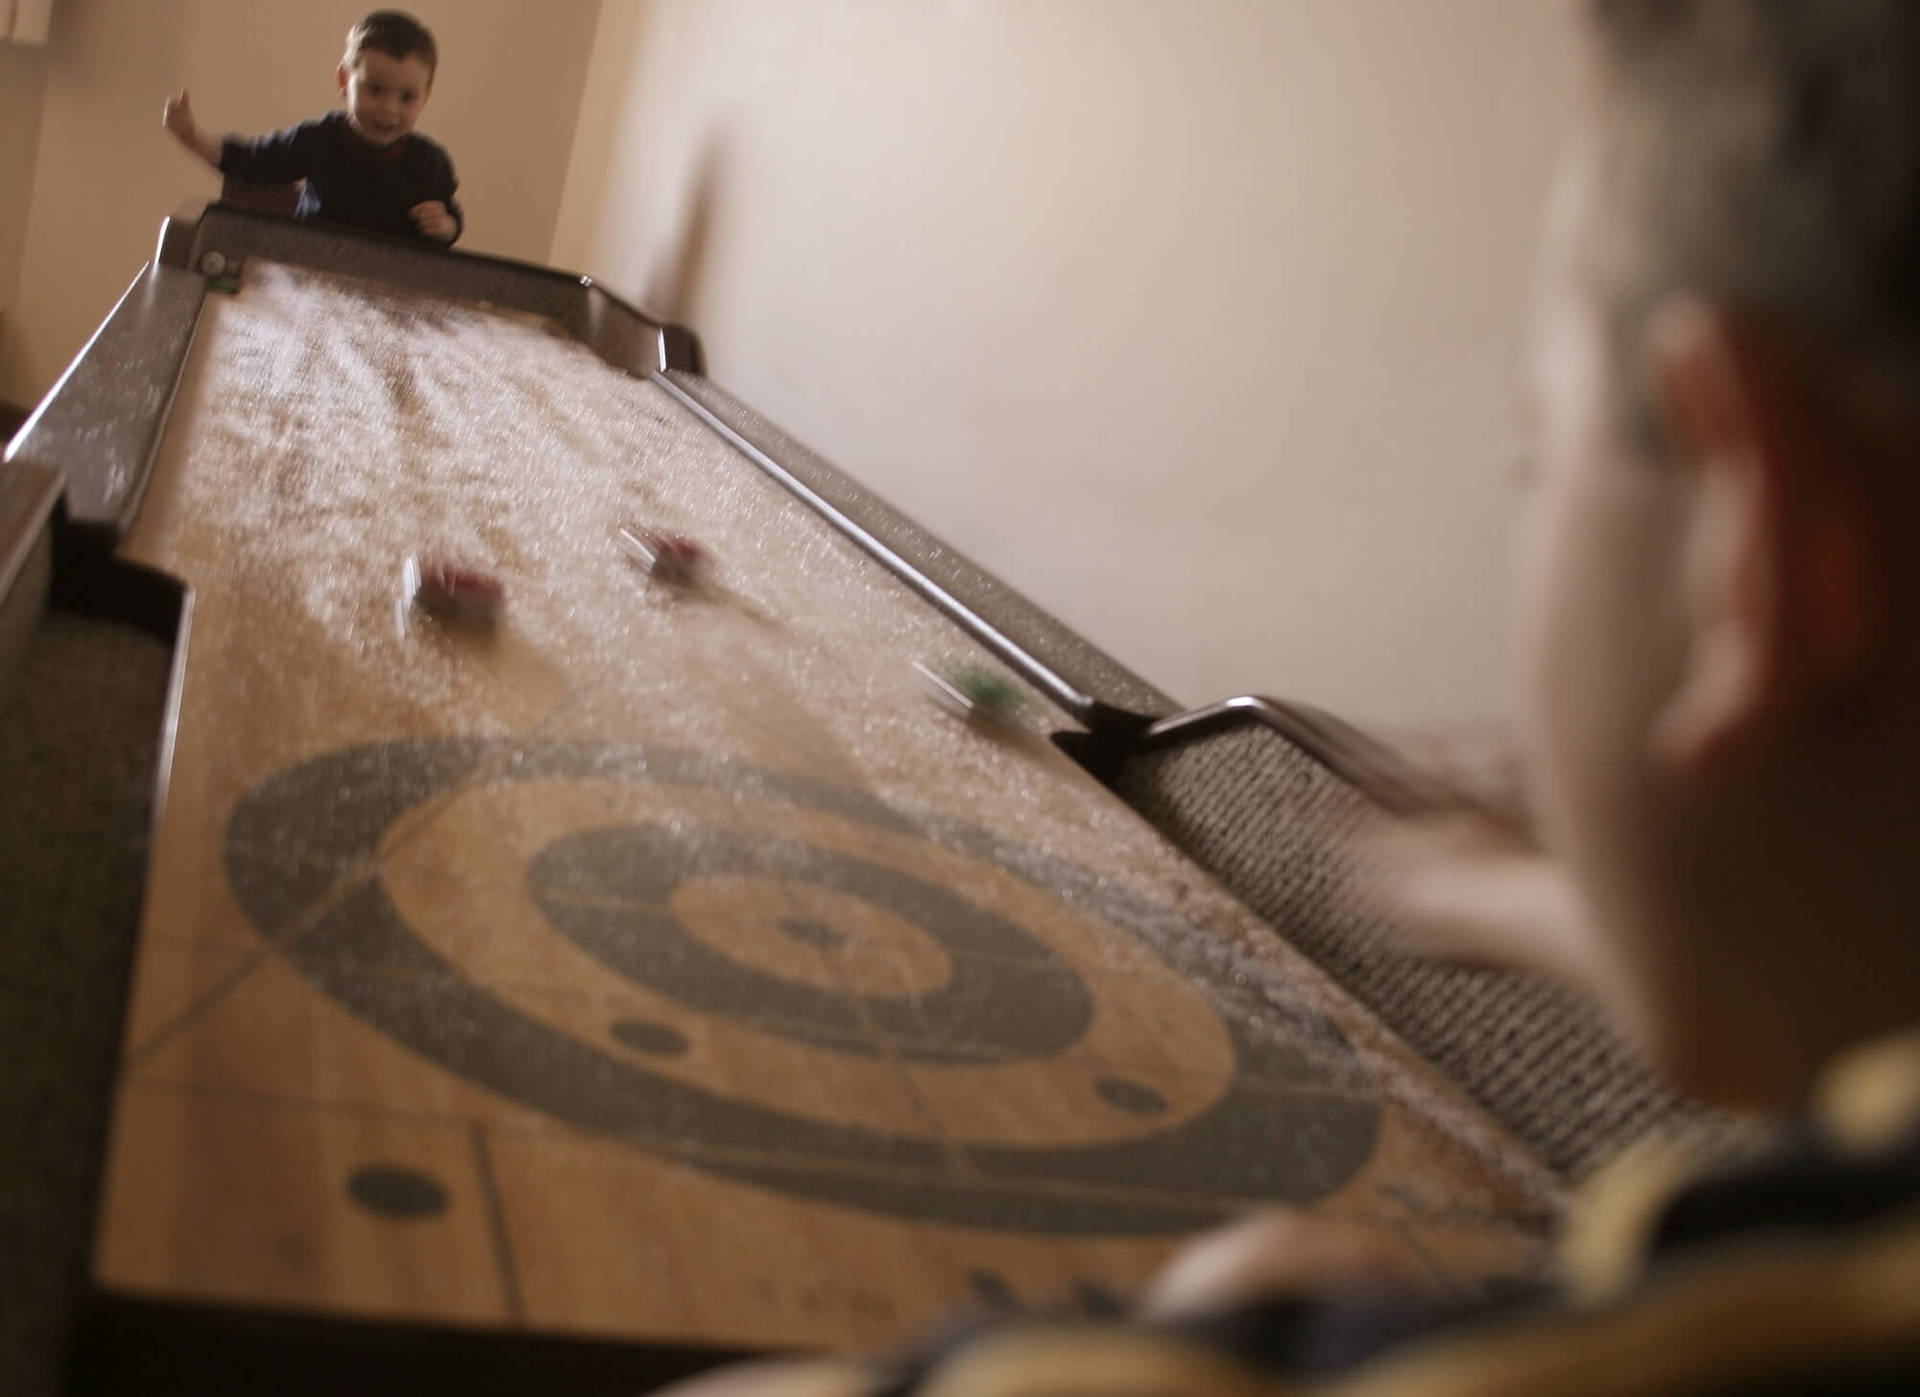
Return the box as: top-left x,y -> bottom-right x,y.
337,62 -> 351,95
1647,301 -> 1880,778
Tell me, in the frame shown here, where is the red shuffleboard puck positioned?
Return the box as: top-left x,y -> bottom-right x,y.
406,556 -> 505,628
617,525 -> 709,585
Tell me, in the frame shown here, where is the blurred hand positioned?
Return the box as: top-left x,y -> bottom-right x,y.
411,200 -> 458,241
1140,1207 -> 1440,1319
163,88 -> 196,141
1365,808 -> 1628,1013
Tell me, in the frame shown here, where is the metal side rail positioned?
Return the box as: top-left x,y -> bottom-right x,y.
647,379 -> 1476,818
651,371 -> 1155,740
1138,694 -> 1473,818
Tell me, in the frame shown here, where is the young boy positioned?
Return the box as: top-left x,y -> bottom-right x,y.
662,2 -> 1920,1393
162,10 -> 461,245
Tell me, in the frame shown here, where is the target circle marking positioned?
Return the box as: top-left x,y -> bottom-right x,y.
226,739 -> 1381,1234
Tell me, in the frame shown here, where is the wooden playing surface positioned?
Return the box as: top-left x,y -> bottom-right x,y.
97,262 -> 1556,1352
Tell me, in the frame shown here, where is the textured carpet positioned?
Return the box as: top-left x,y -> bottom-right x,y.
1111,723 -> 1726,1178
0,614 -> 172,1397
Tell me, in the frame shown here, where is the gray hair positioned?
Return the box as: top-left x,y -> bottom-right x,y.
1584,0 -> 1920,435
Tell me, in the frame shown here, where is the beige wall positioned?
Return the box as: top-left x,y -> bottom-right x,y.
0,39 -> 50,386
1,0 -> 601,405
553,0 -> 1583,728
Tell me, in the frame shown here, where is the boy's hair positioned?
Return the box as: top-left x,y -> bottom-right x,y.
344,10 -> 439,79
1584,0 -> 1920,442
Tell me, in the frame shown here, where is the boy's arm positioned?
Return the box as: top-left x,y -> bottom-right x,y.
443,183 -> 465,244
209,117 -> 323,186
161,90 -> 221,167
410,150 -> 464,245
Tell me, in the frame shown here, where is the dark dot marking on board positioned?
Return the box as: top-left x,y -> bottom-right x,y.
611,1019 -> 692,1057
1072,1279 -> 1126,1317
347,1165 -> 449,1220
777,917 -> 846,951
968,1269 -> 1019,1311
1094,1077 -> 1170,1116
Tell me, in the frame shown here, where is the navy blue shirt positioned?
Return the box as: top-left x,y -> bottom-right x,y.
218,112 -> 463,244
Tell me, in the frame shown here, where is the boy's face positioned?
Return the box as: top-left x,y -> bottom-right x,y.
336,49 -> 433,147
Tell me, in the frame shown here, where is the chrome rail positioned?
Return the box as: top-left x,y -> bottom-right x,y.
1139,694 -> 1468,817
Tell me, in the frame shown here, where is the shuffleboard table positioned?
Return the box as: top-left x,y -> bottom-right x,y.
0,205 -> 1556,1394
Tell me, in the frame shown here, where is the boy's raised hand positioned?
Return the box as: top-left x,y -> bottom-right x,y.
411,201 -> 458,242
163,89 -> 221,166
163,89 -> 195,140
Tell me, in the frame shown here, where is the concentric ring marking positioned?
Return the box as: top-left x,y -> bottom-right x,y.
225,739 -> 1380,1234
530,824 -> 1091,1062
